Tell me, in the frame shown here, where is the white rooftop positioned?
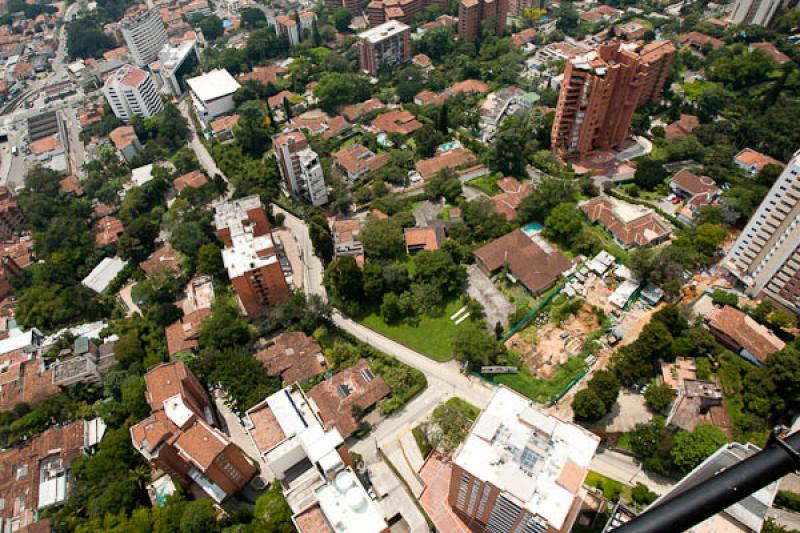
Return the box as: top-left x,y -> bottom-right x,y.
454,386 -> 600,530
131,164 -> 155,187
608,196 -> 652,224
158,39 -> 197,72
610,279 -> 640,308
0,327 -> 41,357
221,232 -> 278,278
315,469 -> 388,533
82,257 -> 128,293
186,69 -> 241,102
359,20 -> 410,44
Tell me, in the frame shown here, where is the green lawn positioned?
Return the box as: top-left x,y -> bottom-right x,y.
585,471 -> 627,501
467,172 -> 502,195
587,224 -> 630,264
616,432 -> 633,451
359,297 -> 469,361
493,357 -> 586,404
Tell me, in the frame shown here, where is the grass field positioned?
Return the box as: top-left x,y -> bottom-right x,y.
359,297 -> 469,361
585,471 -> 627,501
679,80 -> 720,102
493,357 -> 586,404
587,224 -> 630,264
467,172 -> 502,195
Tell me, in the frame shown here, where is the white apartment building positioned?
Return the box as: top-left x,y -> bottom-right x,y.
723,150 -> 800,315
450,386 -> 601,532
243,385 -> 389,532
273,129 -> 328,206
120,7 -> 169,67
728,0 -> 781,26
186,69 -> 241,124
102,65 -> 165,122
155,39 -> 200,95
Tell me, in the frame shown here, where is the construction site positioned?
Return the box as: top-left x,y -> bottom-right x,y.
504,300 -> 602,379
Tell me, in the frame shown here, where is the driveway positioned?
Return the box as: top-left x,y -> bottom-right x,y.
600,391 -> 652,433
213,390 -> 274,483
466,265 -> 512,328
273,228 -> 304,291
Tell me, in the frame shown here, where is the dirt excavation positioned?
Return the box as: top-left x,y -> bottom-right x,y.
505,302 -> 600,379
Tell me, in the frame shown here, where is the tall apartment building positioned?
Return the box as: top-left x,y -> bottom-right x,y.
636,40 -> 676,106
130,361 -> 258,502
103,65 -> 164,122
722,150 -> 800,315
0,186 -> 24,241
458,0 -> 509,40
449,386 -> 600,532
552,43 -> 646,156
120,7 -> 169,67
729,0 -> 781,27
357,20 -> 412,77
274,11 -> 316,47
273,129 -> 329,206
325,0 -> 366,16
213,195 -> 290,317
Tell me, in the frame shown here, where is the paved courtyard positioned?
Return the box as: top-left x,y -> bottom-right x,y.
466,265 -> 513,328
419,454 -> 480,533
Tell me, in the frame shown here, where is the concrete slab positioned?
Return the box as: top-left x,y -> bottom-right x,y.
466,264 -> 512,328
419,454 -> 481,533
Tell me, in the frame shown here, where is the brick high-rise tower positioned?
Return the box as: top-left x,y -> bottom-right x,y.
551,42 -> 646,156
213,196 -> 290,317
458,0 -> 508,39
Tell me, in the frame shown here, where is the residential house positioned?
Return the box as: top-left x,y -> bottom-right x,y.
475,228 -> 572,295
110,125 -> 142,163
415,147 -> 477,181
705,305 -> 785,364
333,144 -> 390,181
173,170 -> 208,194
130,361 -> 258,503
164,308 -> 211,357
209,114 -> 239,142
733,148 -> 785,177
580,196 -> 672,248
255,331 -> 326,384
664,114 -> 700,142
669,378 -> 732,436
491,176 -> 532,220
404,227 -> 444,254
307,360 -> 391,439
370,109 -> 423,136
92,216 -> 124,246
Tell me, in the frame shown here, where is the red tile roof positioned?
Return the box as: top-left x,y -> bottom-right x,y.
475,229 -> 571,295
671,169 -> 718,196
110,125 -> 139,150
705,305 -> 785,362
140,242 -> 181,276
371,109 -> 423,135
307,360 -> 390,438
404,227 -> 443,252
255,331 -> 325,383
415,147 -> 476,180
580,196 -> 671,248
92,216 -> 124,246
173,170 -> 208,193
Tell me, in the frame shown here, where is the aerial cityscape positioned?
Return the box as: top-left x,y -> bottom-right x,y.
0,0 -> 798,530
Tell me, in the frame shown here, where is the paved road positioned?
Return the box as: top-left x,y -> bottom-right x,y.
271,205 -> 325,298
590,448 -> 674,495
179,99 -> 228,182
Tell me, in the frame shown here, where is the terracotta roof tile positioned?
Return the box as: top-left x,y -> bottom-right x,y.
580,196 -> 671,247
475,229 -> 571,294
371,109 -> 423,135
705,305 -> 785,362
255,331 -> 325,383
307,360 -> 390,438
173,170 -> 208,193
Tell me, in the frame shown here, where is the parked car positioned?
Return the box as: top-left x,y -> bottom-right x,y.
672,196 -> 682,205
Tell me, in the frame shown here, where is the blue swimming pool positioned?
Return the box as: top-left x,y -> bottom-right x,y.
523,221 -> 543,235
437,140 -> 462,153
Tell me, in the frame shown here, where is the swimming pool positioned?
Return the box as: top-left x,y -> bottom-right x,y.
523,221 -> 543,236
437,140 -> 462,153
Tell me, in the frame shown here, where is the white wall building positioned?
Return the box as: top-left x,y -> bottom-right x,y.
728,0 -> 781,26
120,7 -> 169,67
186,69 -> 241,124
273,129 -> 328,206
103,65 -> 165,122
722,150 -> 800,315
450,386 -> 601,533
155,39 -> 200,95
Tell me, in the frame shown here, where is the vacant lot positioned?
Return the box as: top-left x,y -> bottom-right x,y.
360,297 -> 468,361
